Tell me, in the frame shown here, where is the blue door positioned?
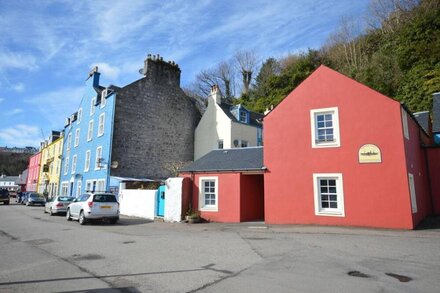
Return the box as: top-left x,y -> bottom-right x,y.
156,185 -> 165,217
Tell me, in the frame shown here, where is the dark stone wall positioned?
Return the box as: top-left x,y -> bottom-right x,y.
110,58 -> 201,180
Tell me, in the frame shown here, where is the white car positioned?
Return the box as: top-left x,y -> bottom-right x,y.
66,193 -> 119,225
44,196 -> 75,215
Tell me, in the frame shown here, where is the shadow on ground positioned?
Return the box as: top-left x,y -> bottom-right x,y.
416,215 -> 440,230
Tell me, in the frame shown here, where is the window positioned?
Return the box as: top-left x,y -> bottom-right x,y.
64,157 -> 69,175
98,113 -> 105,137
218,139 -> 224,149
76,180 -> 82,197
402,108 -> 409,140
71,155 -> 77,173
77,108 -> 82,124
86,180 -> 92,192
313,173 -> 345,217
310,107 -> 340,148
96,179 -> 106,192
241,140 -> 248,148
84,150 -> 91,172
90,97 -> 96,116
101,90 -> 107,108
67,133 -> 72,150
95,146 -> 102,169
239,111 -> 247,123
61,182 -> 69,196
199,177 -> 218,211
87,120 -> 94,141
408,173 -> 417,213
74,129 -> 80,147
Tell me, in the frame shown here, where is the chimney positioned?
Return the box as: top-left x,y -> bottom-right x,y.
87,66 -> 100,88
210,84 -> 221,105
141,53 -> 181,86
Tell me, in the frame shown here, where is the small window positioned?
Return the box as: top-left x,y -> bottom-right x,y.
74,128 -> 80,147
408,173 -> 417,213
310,107 -> 340,148
98,113 -> 105,137
199,177 -> 218,211
61,182 -> 69,196
96,180 -> 106,192
402,108 -> 409,140
77,108 -> 82,124
86,181 -> 92,192
90,97 -> 96,116
64,157 -> 69,175
313,173 -> 345,217
84,150 -> 91,172
239,111 -> 247,123
241,140 -> 248,148
101,90 -> 107,108
218,139 -> 224,149
71,155 -> 77,173
95,146 -> 102,169
76,181 -> 82,197
87,120 -> 94,141
67,133 -> 72,150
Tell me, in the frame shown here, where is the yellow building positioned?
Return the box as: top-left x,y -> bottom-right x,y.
37,132 -> 63,197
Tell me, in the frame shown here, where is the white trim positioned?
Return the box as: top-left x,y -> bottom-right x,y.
98,113 -> 105,137
67,133 -> 72,150
402,108 -> 410,140
71,155 -> 77,174
198,176 -> 218,212
96,179 -> 106,192
64,156 -> 69,175
74,128 -> 80,147
90,97 -> 96,116
95,146 -> 103,170
61,181 -> 69,196
101,90 -> 107,108
84,150 -> 91,172
76,180 -> 82,197
408,173 -> 417,213
310,107 -> 340,148
77,108 -> 82,124
313,173 -> 345,217
87,120 -> 94,141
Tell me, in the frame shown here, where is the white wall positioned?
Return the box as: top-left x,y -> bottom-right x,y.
164,177 -> 183,222
119,189 -> 156,220
231,121 -> 259,147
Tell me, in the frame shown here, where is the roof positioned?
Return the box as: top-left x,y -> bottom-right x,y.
0,176 -> 19,182
413,111 -> 430,134
16,169 -> 28,185
218,103 -> 263,128
432,92 -> 440,133
181,147 -> 264,172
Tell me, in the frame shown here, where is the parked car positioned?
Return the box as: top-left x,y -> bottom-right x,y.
44,196 -> 75,215
0,189 -> 9,205
25,192 -> 46,206
66,193 -> 119,225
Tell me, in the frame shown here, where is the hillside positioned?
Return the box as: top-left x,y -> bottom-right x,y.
0,152 -> 32,176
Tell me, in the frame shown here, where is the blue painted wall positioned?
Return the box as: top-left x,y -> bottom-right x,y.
59,71 -> 116,196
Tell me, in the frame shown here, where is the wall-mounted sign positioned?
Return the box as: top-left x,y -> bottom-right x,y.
359,144 -> 382,163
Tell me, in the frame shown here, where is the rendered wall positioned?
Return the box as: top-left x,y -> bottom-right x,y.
164,177 -> 183,222
119,189 -> 156,220
26,152 -> 41,192
264,65 -> 415,229
240,174 -> 264,221
427,148 -> 440,214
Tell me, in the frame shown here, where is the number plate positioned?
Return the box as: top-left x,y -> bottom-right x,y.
101,206 -> 111,209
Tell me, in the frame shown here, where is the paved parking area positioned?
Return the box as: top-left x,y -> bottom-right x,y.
1,203 -> 440,292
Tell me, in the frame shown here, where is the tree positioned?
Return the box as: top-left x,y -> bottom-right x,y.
234,50 -> 258,96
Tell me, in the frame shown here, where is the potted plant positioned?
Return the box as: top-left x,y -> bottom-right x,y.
187,210 -> 201,223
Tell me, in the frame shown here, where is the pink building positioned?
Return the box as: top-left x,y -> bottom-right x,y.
26,152 -> 41,192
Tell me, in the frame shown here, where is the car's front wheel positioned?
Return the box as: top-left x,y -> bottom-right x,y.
66,209 -> 72,221
79,211 -> 86,225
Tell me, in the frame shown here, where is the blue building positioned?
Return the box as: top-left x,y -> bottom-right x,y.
59,55 -> 200,196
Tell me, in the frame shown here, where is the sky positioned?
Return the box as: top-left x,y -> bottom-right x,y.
0,0 -> 370,148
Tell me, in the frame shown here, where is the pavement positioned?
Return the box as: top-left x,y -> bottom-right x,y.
1,202 -> 440,292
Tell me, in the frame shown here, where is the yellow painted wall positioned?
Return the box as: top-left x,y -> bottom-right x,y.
37,137 -> 64,196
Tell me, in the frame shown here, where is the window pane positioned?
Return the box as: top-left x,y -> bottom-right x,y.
329,194 -> 337,201
330,202 -> 338,208
322,202 -> 329,208
329,180 -> 336,186
317,115 -> 324,122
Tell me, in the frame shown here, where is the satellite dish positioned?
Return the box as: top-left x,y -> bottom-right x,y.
111,161 -> 119,169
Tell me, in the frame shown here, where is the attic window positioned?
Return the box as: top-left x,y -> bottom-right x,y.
239,111 -> 247,123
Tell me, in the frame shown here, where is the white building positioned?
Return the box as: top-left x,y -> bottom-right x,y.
194,85 -> 263,160
0,175 -> 19,192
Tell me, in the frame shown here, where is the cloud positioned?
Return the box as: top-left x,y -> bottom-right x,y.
0,51 -> 38,72
11,83 -> 24,92
7,108 -> 24,115
91,62 -> 121,81
0,124 -> 41,147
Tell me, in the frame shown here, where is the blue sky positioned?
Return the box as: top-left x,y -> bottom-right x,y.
0,0 -> 369,147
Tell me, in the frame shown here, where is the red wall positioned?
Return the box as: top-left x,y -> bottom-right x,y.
26,152 -> 41,192
427,148 -> 440,214
264,65 -> 416,229
240,174 -> 264,221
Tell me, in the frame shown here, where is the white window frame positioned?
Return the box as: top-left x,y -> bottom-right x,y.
77,108 -> 82,124
67,133 -> 72,150
241,140 -> 248,148
85,180 -> 92,192
218,139 -> 224,149
61,182 -> 69,196
98,113 -> 105,137
408,173 -> 417,213
95,146 -> 102,170
402,108 -> 409,140
74,128 -> 80,147
71,155 -> 77,174
84,150 -> 91,172
90,97 -> 96,116
97,179 -> 106,192
87,120 -> 94,141
76,180 -> 82,197
313,173 -> 345,217
64,157 -> 69,175
101,90 -> 107,108
198,176 -> 218,212
310,107 -> 340,148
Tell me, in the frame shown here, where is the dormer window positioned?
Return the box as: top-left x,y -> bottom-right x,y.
239,111 -> 247,123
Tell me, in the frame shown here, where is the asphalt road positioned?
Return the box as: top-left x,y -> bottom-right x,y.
1,202 -> 440,292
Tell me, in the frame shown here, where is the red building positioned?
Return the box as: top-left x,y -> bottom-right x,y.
264,65 -> 437,229
180,148 -> 265,223
26,152 -> 41,192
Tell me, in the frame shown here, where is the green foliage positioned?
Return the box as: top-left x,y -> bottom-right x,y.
0,152 -> 31,176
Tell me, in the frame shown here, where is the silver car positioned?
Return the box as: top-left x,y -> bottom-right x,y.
66,193 -> 119,225
44,196 -> 75,215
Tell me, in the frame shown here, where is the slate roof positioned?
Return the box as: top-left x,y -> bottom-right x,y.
181,147 -> 264,172
432,92 -> 440,133
218,103 -> 263,128
413,111 -> 430,134
0,176 -> 19,182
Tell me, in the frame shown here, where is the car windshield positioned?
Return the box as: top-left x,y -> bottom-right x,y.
58,197 -> 74,202
93,194 -> 117,202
